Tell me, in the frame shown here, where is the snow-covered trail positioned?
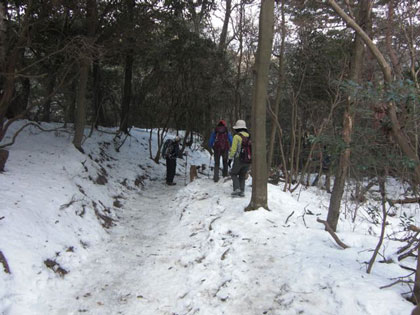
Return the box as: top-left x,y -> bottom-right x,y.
40,180 -> 191,315
36,176 -> 414,315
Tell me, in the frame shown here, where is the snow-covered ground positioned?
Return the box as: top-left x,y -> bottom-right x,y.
0,120 -> 419,315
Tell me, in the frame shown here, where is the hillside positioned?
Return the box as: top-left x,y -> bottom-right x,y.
0,121 -> 418,315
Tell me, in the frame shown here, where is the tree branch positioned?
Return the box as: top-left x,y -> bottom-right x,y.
317,218 -> 349,249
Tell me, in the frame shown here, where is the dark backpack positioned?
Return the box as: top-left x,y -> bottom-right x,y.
213,126 -> 230,153
162,139 -> 173,159
239,134 -> 252,163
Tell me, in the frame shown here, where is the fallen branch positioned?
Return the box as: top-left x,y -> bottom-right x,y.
317,218 -> 349,249
388,197 -> 420,205
285,211 -> 294,224
380,279 -> 413,289
0,250 -> 11,274
0,122 -> 70,149
409,225 -> 420,233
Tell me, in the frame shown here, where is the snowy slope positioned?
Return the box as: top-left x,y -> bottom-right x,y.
0,120 -> 418,315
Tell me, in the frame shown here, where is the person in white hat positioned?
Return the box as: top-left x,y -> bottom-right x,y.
228,120 -> 251,197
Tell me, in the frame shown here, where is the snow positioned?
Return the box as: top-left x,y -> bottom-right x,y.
0,120 -> 418,314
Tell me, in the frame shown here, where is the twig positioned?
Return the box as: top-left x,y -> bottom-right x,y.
317,218 -> 350,249
388,197 -> 420,205
0,250 -> 11,274
285,211 -> 294,224
209,216 -> 221,231
380,279 -> 413,289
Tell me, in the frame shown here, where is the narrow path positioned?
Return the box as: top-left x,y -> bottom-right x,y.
43,181 -> 189,315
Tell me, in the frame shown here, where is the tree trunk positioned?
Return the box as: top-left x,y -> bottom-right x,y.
120,53 -> 133,133
73,58 -> 89,151
73,0 -> 97,151
119,0 -> 134,134
414,244 -> 420,304
385,0 -> 401,79
93,60 -> 105,128
233,0 -> 244,123
326,0 -> 370,231
327,0 -> 420,186
218,0 -> 232,52
42,74 -> 55,122
268,0 -> 285,170
0,2 -> 6,76
246,0 -> 274,212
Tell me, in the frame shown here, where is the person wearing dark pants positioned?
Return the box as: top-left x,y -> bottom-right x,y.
166,157 -> 177,185
209,120 -> 232,182
165,136 -> 181,185
230,159 -> 250,196
228,120 -> 250,197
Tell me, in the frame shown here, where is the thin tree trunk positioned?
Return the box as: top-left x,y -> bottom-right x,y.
73,0 -> 96,151
119,0 -> 134,134
120,54 -> 133,133
326,0 -> 370,231
218,0 -> 232,52
42,74 -> 55,122
234,0 -> 244,122
73,59 -> 89,151
366,176 -> 387,274
385,0 -> 401,79
414,242 -> 420,304
246,0 -> 274,212
93,60 -> 105,128
0,2 -> 6,76
268,0 -> 286,170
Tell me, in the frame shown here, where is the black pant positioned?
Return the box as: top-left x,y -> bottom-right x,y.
166,158 -> 176,183
230,158 -> 250,192
213,150 -> 229,182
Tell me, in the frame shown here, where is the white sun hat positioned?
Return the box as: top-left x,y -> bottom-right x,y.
232,120 -> 247,129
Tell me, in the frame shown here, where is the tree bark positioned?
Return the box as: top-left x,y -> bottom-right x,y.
119,0 -> 134,134
120,53 -> 133,133
0,2 -> 6,75
246,0 -> 274,211
366,177 -> 387,273
268,0 -> 285,170
42,74 -> 55,122
385,0 -> 401,79
93,60 -> 105,128
326,0 -> 370,231
73,0 -> 97,151
218,0 -> 232,52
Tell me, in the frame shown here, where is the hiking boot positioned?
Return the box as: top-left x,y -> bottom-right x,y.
167,182 -> 176,186
239,191 -> 245,197
231,189 -> 241,196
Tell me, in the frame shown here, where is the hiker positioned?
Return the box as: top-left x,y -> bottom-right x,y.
209,120 -> 232,182
228,120 -> 251,197
163,136 -> 182,185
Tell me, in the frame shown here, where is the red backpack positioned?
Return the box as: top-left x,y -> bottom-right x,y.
239,134 -> 252,163
213,126 -> 230,153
